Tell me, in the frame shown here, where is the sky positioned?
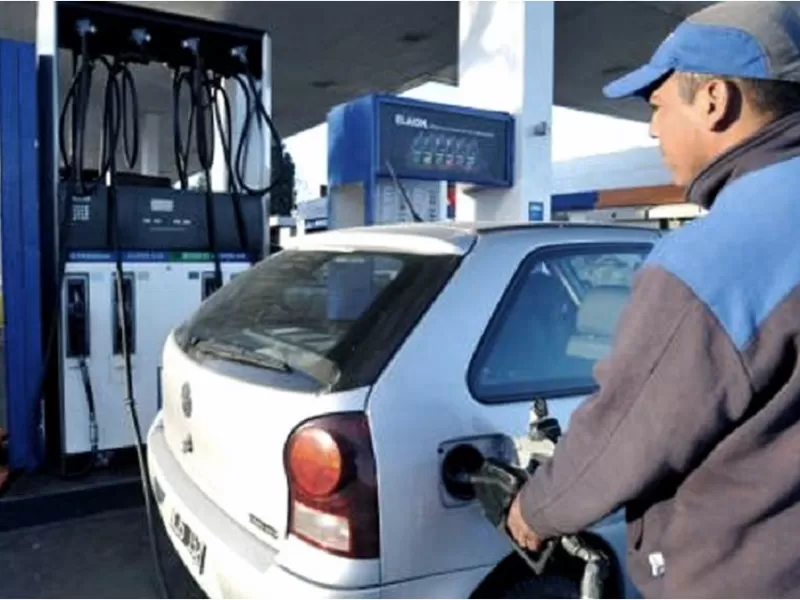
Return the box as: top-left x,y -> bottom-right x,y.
284,81 -> 659,203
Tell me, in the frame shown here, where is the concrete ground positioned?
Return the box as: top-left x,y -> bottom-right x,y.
0,507 -> 206,599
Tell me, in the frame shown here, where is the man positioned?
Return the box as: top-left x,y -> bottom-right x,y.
507,2 -> 800,598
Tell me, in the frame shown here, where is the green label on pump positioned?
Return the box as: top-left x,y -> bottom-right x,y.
173,252 -> 214,262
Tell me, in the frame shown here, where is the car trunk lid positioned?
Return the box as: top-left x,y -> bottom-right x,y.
159,334 -> 370,547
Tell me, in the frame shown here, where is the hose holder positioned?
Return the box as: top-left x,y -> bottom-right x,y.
181,37 -> 201,57
231,45 -> 248,67
75,19 -> 96,39
130,28 -> 151,48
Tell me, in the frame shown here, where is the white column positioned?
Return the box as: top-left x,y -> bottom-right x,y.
456,0 -> 554,222
140,112 -> 161,176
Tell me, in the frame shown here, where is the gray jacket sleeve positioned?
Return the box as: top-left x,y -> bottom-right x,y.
518,265 -> 753,538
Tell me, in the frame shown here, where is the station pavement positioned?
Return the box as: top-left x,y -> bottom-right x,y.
0,506 -> 205,599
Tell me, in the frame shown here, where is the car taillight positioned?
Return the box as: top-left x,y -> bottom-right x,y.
285,413 -> 380,559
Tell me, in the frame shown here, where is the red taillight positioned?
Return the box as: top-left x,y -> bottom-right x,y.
287,428 -> 343,497
285,413 -> 380,560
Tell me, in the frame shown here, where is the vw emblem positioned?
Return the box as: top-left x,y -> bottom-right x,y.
181,382 -> 192,418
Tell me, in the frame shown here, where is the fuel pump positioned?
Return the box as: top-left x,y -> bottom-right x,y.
48,2 -> 278,469
37,3 -> 279,595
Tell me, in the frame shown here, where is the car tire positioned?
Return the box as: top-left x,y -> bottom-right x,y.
493,574 -> 581,599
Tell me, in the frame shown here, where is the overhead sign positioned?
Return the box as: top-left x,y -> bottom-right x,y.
376,98 -> 514,188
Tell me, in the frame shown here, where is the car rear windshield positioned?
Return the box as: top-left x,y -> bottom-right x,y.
175,248 -> 461,392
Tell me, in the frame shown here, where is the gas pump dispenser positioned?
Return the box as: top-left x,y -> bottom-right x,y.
37,1 -> 280,476
30,2 -> 280,594
326,93 -> 515,228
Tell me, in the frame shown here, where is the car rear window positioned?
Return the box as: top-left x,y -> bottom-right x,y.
175,248 -> 461,392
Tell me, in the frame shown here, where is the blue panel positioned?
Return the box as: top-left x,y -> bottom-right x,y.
327,94 -> 375,187
0,40 -> 42,470
552,191 -> 598,212
327,93 -> 515,189
646,155 -> 800,350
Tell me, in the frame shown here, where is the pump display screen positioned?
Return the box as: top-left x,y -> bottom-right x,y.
59,184 -> 264,255
376,101 -> 512,187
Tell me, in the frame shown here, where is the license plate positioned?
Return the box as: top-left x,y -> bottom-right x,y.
170,510 -> 207,575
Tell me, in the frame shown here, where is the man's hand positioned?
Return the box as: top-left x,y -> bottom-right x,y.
506,493 -> 544,551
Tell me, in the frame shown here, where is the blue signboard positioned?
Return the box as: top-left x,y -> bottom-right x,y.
376,97 -> 514,187
528,201 -> 544,222
552,191 -> 598,212
328,94 -> 515,192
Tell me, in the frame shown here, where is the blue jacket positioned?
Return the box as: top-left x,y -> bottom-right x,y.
519,114 -> 800,598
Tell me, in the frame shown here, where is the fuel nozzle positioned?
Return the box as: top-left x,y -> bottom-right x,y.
528,398 -> 562,445
68,286 -> 85,319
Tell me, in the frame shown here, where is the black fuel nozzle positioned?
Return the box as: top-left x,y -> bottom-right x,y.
529,397 -> 562,444
68,287 -> 85,318
467,457 -> 558,577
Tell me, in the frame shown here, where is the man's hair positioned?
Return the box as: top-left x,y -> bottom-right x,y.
676,71 -> 800,118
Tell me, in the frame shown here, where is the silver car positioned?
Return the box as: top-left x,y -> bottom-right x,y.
147,221 -> 660,598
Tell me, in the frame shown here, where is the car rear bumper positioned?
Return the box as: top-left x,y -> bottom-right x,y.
147,412 -> 383,599
148,411 -> 492,598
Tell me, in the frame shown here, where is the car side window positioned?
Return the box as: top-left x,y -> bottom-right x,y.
468,243 -> 652,403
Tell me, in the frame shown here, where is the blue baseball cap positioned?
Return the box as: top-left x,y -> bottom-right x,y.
603,1 -> 800,99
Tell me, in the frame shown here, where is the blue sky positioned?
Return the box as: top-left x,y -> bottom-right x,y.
284,81 -> 659,202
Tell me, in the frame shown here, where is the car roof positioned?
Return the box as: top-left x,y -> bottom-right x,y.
285,221 -> 659,256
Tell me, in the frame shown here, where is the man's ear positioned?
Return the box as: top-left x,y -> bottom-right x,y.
703,78 -> 742,131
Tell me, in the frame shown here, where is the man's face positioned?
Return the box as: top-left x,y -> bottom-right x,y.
648,74 -> 716,186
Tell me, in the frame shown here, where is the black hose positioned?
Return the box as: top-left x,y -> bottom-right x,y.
207,75 -> 254,265
172,50 -> 283,266
172,49 -> 223,291
32,24 -> 104,481
101,51 -> 171,600
172,68 -> 196,191
71,356 -> 99,479
385,160 -> 424,223
39,22 -> 169,600
230,71 -> 284,197
193,60 -> 224,292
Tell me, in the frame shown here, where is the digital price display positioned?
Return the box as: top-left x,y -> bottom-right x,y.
376,100 -> 513,187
